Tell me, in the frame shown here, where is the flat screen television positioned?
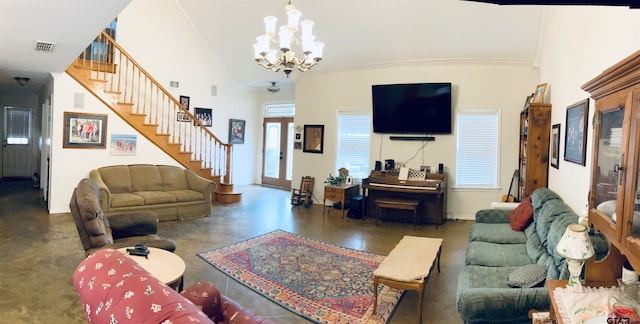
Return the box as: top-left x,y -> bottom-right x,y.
372,82 -> 452,134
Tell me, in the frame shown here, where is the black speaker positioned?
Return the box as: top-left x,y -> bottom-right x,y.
375,161 -> 382,171
348,195 -> 364,219
438,163 -> 444,174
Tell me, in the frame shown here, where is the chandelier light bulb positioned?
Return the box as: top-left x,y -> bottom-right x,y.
264,16 -> 277,35
253,0 -> 323,77
300,20 -> 314,38
287,8 -> 301,30
279,27 -> 293,51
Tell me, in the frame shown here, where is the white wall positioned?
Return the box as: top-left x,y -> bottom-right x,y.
48,0 -> 261,213
539,6 -> 640,216
294,63 -> 538,219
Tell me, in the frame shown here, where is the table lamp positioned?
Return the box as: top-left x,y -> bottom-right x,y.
556,223 -> 595,287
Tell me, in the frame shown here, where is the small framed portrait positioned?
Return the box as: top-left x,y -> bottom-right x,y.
195,107 -> 212,127
229,119 -> 245,144
177,112 -> 190,122
179,95 -> 190,110
63,112 -> 108,149
551,123 -> 560,169
564,99 -> 589,166
532,83 -> 548,104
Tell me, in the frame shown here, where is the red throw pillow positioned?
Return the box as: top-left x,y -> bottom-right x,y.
508,196 -> 534,231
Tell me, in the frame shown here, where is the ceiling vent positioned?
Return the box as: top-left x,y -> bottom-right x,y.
34,40 -> 56,53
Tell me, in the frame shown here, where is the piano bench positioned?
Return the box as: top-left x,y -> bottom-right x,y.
375,198 -> 421,229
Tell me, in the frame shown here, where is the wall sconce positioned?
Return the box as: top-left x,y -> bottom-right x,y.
14,77 -> 30,87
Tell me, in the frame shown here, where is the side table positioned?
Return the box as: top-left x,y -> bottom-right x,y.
547,279 -> 618,324
118,247 -> 186,291
323,184 -> 359,218
547,280 -> 567,324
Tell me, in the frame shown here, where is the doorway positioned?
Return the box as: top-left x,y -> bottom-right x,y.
262,117 -> 294,189
2,106 -> 33,178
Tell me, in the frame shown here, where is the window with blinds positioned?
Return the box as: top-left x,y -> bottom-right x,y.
5,107 -> 31,145
455,108 -> 500,189
336,111 -> 371,180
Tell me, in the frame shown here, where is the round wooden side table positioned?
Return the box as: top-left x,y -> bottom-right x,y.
117,247 -> 186,291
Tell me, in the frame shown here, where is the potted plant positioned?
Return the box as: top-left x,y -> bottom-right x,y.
324,173 -> 343,186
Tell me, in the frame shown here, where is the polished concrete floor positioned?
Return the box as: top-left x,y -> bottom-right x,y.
0,179 -> 471,323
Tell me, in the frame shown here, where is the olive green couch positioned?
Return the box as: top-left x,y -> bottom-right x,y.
89,164 -> 215,221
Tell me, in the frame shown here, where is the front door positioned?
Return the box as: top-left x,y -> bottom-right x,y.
2,106 -> 33,178
262,117 -> 293,189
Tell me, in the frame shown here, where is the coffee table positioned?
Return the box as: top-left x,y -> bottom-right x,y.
117,247 -> 186,291
372,236 -> 443,323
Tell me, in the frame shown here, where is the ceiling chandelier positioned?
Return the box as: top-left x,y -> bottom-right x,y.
253,0 -> 324,77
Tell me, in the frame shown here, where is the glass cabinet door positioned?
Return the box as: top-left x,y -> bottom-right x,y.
591,105 -> 625,240
624,91 -> 640,257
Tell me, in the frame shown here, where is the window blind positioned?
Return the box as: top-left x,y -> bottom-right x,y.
336,111 -> 371,180
6,107 -> 30,145
455,108 -> 500,188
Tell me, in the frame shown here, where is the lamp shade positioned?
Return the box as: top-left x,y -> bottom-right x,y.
556,223 -> 595,260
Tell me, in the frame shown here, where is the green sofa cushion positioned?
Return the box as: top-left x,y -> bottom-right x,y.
546,212 -> 580,263
465,241 -> 532,267
456,265 -> 549,324
525,230 -> 546,263
470,223 -> 527,244
475,208 -> 510,223
535,199 -> 573,248
531,187 -> 562,211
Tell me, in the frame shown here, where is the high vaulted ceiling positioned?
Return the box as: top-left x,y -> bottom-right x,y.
0,1 -> 633,93
177,0 -> 545,88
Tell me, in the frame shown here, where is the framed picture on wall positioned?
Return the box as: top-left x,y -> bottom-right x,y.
564,99 -> 589,165
229,119 -> 245,144
195,107 -> 212,127
63,112 -> 108,149
110,134 -> 137,156
551,123 -> 560,169
176,112 -> 190,122
179,95 -> 190,111
303,124 -> 324,154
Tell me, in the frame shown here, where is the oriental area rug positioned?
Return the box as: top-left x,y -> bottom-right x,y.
197,229 -> 404,324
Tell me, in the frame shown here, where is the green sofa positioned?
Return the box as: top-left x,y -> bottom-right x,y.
89,164 -> 216,221
456,188 -> 607,324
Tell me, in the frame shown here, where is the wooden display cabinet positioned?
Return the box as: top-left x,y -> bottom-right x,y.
518,102 -> 552,201
583,50 -> 640,282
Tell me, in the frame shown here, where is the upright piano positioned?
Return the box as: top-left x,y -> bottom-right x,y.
362,170 -> 447,225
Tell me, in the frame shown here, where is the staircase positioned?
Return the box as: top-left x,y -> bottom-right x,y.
66,31 -> 241,203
